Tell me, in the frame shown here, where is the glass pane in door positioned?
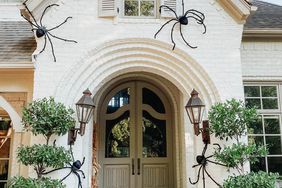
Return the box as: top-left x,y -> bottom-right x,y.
142,111 -> 167,158
105,111 -> 130,158
107,88 -> 130,114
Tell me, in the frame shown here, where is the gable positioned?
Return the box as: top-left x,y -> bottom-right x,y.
217,0 -> 253,23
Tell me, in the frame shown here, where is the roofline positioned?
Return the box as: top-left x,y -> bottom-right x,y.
243,29 -> 282,38
216,0 -> 255,23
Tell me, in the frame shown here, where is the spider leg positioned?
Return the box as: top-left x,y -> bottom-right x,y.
42,167 -> 70,175
47,17 -> 73,31
22,1 -> 40,27
192,163 -> 201,168
81,157 -> 85,166
154,18 -> 177,39
202,166 -> 206,188
204,168 -> 222,187
206,159 -> 227,167
171,22 -> 178,50
48,32 -> 77,43
159,5 -> 178,18
21,14 -> 38,28
61,171 -> 72,182
77,169 -> 86,178
46,33 -> 56,62
39,35 -> 47,54
189,165 -> 202,184
187,16 -> 207,34
179,24 -> 197,49
74,171 -> 83,188
185,9 -> 205,20
40,4 -> 59,27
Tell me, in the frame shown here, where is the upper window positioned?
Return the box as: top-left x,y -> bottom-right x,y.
122,0 -> 156,17
244,84 -> 282,175
244,85 -> 279,110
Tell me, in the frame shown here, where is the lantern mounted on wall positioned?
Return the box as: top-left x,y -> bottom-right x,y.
185,89 -> 205,136
68,89 -> 95,145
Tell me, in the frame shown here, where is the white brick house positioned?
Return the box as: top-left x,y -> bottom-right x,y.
0,0 -> 281,187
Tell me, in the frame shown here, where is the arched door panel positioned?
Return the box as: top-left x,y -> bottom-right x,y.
99,81 -> 173,188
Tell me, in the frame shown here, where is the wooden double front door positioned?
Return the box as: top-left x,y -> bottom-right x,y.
98,81 -> 174,188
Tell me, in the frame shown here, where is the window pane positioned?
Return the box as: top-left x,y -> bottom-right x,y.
0,182 -> 7,188
248,116 -> 263,134
264,117 -> 280,134
140,1 -> 154,16
105,111 -> 130,158
124,1 -> 138,16
268,157 -> 282,175
250,157 -> 266,172
262,99 -> 278,109
261,86 -> 277,97
107,88 -> 130,114
265,136 -> 282,155
245,99 -> 261,109
248,136 -> 264,146
142,111 -> 167,158
142,88 -> 165,113
0,138 -> 10,158
244,86 -> 260,97
0,160 -> 8,180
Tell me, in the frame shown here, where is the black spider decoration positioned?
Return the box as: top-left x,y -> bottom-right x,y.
43,146 -> 85,188
21,0 -> 77,62
154,0 -> 206,50
189,143 -> 226,188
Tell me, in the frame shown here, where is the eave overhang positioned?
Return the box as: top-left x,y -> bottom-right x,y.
243,29 -> 282,38
216,0 -> 255,23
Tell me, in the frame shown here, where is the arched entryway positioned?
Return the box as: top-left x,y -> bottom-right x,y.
96,78 -> 177,188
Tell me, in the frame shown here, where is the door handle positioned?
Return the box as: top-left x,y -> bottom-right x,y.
137,158 -> 141,175
132,158 -> 135,175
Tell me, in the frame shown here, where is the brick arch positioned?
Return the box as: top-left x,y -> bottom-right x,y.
0,96 -> 23,132
55,38 -> 220,108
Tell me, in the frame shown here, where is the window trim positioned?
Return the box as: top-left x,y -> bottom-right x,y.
244,82 -> 282,175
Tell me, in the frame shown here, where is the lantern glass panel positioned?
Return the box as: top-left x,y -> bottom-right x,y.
76,104 -> 94,124
186,107 -> 194,124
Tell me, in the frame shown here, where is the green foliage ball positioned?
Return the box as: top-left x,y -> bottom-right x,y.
17,144 -> 72,169
22,97 -> 76,139
223,171 -> 278,188
8,176 -> 66,188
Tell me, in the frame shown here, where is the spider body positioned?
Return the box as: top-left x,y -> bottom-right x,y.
35,27 -> 47,38
154,0 -> 206,50
21,1 -> 77,62
189,143 -> 226,188
179,16 -> 188,25
43,147 -> 86,188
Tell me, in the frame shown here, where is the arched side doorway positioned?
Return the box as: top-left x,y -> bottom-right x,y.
98,80 -> 175,188
0,107 -> 13,187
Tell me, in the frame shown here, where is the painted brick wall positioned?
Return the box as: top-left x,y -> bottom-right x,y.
241,40 -> 282,80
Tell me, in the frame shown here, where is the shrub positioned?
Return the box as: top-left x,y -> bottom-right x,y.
223,171 -> 278,188
22,97 -> 75,144
8,176 -> 66,188
17,144 -> 71,178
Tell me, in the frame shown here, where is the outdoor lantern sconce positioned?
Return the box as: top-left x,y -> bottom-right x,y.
185,89 -> 205,136
68,89 -> 95,145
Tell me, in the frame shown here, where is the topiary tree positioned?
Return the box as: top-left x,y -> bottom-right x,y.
22,97 -> 76,144
208,99 -> 278,187
8,97 -> 76,188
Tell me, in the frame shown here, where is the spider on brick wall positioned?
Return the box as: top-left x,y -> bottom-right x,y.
154,0 -> 206,50
21,0 -> 77,62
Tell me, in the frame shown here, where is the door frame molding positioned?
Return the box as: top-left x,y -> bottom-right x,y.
93,73 -> 184,188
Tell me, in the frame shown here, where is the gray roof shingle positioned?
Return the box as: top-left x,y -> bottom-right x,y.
245,0 -> 282,30
0,21 -> 36,63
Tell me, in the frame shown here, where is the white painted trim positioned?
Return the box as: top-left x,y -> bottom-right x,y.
0,96 -> 23,132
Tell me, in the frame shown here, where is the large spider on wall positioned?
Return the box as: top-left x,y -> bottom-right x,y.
21,0 -> 77,62
154,0 -> 206,50
43,146 -> 85,188
189,143 -> 226,188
